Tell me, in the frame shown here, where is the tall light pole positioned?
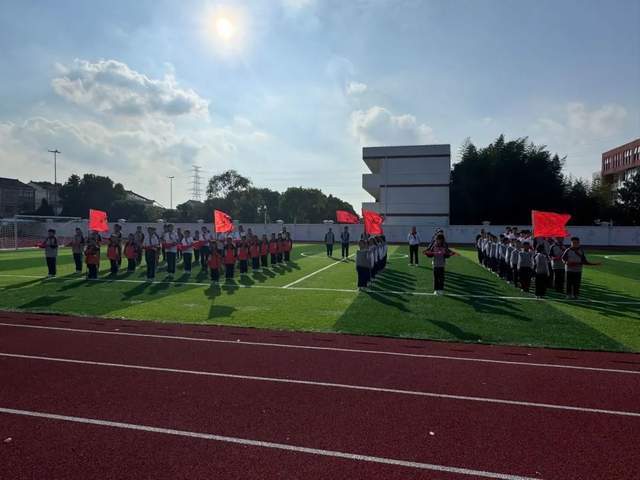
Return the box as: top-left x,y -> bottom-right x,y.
167,176 -> 175,210
48,149 -> 61,213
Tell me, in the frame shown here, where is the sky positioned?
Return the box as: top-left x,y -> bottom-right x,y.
0,0 -> 638,210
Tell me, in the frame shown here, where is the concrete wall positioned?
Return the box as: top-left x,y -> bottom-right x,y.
18,220 -> 640,247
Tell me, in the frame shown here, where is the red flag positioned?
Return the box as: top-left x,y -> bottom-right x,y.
532,210 -> 571,238
89,209 -> 109,232
362,209 -> 384,235
336,210 -> 359,224
214,209 -> 234,233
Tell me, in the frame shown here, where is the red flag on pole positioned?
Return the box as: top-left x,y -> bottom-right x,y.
214,209 -> 234,233
532,210 -> 571,238
362,209 -> 384,235
336,210 -> 359,224
88,209 -> 109,232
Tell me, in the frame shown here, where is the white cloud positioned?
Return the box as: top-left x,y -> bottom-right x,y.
349,106 -> 435,146
51,59 -> 209,118
565,102 -> 627,136
281,0 -> 315,10
346,81 -> 368,95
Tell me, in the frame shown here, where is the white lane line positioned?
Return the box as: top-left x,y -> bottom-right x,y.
0,407 -> 540,480
282,254 -> 356,288
2,352 -> 639,418
1,322 -> 638,375
2,273 -> 638,304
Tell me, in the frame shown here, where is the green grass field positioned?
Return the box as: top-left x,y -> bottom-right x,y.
1,245 -> 639,352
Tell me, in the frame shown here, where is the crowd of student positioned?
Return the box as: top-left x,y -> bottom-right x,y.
476,228 -> 598,299
39,224 -> 294,283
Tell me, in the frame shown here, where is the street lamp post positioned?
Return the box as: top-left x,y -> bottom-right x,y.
47,149 -> 61,213
167,176 -> 175,210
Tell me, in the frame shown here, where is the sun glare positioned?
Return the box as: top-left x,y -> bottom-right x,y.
215,17 -> 235,40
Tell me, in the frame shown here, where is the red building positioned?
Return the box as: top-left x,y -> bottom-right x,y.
601,138 -> 640,188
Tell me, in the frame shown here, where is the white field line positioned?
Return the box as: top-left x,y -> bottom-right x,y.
282,253 -> 356,288
0,324 -> 636,376
1,273 -> 638,305
2,352 -> 639,418
0,407 -> 541,480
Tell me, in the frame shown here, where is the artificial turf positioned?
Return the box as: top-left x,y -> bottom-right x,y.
0,244 -> 638,352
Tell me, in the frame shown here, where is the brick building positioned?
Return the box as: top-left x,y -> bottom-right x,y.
601,138 -> 640,190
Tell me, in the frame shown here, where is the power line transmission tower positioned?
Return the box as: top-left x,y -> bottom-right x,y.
190,165 -> 203,201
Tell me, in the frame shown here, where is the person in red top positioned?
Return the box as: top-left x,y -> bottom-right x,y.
283,232 -> 293,262
208,240 -> 222,283
237,238 -> 250,274
260,234 -> 269,268
223,237 -> 237,279
276,233 -> 285,264
85,237 -> 100,280
268,233 -> 279,266
124,234 -> 138,273
250,236 -> 261,271
107,235 -> 120,276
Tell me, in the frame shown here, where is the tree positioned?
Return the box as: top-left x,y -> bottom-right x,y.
206,170 -> 252,199
279,188 -> 328,223
616,174 -> 640,225
34,198 -> 55,216
59,174 -> 126,217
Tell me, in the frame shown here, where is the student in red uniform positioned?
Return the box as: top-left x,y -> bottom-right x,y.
250,235 -> 261,271
124,234 -> 138,272
268,233 -> 278,266
276,233 -> 284,264
208,240 -> 222,282
85,237 -> 100,280
223,237 -> 236,279
260,234 -> 269,268
283,232 -> 293,262
237,238 -> 249,274
107,235 -> 120,276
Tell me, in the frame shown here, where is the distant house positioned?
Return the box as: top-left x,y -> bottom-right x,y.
0,178 -> 35,217
125,190 -> 156,206
28,181 -> 62,214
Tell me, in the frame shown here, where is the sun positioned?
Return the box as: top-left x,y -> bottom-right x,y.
215,17 -> 235,40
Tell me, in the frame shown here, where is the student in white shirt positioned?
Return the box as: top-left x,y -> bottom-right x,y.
163,224 -> 178,276
407,227 -> 421,266
181,230 -> 194,274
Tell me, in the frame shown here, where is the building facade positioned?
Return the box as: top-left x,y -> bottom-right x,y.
362,144 -> 451,226
601,138 -> 640,190
28,181 -> 61,214
0,178 -> 35,217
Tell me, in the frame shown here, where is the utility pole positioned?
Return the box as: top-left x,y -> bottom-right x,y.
48,149 -> 61,213
167,176 -> 175,210
190,165 -> 203,201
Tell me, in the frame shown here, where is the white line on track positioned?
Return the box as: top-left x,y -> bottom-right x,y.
2,352 -> 639,417
282,254 -> 356,288
0,407 -> 540,480
1,322 -> 638,375
1,273 -> 639,304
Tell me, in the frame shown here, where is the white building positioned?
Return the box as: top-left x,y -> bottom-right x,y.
362,144 -> 451,226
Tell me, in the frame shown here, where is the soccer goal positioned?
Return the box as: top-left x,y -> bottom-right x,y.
0,215 -> 85,250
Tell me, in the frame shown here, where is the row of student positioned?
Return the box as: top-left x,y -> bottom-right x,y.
476,231 -> 598,299
355,236 -> 388,288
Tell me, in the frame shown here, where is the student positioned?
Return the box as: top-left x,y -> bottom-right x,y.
509,239 -> 521,286
124,234 -> 138,272
368,238 -> 378,281
498,236 -> 509,279
276,233 -> 284,264
533,244 -> 550,298
200,227 -> 212,271
260,234 -> 269,268
504,238 -> 515,282
181,230 -> 194,274
475,231 -> 484,264
112,224 -> 123,267
208,241 -> 222,282
107,235 -> 120,276
269,233 -> 279,265
237,238 -> 249,274
41,229 -> 59,277
324,228 -> 335,257
561,237 -> 599,300
250,236 -> 261,271
143,226 -> 160,280
69,227 -> 85,273
133,226 -> 145,265
283,232 -> 293,262
549,237 -> 566,293
223,237 -> 237,279
424,233 -> 455,295
84,237 -> 100,280
517,241 -> 534,292
407,227 -> 421,266
193,230 -> 201,264
163,224 -> 178,276
340,226 -> 350,259
355,240 -> 371,289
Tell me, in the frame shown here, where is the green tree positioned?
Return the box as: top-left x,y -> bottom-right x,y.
59,174 -> 126,217
616,174 -> 640,225
206,170 -> 252,199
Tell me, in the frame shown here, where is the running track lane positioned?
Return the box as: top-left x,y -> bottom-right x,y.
1,322 -> 639,412
1,347 -> 639,476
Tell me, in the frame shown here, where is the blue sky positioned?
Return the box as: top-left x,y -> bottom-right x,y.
1,0 -> 638,210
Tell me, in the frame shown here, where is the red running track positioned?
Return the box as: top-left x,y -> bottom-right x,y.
0,311 -> 639,479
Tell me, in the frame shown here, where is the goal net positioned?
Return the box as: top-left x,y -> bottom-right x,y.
0,215 -> 85,250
